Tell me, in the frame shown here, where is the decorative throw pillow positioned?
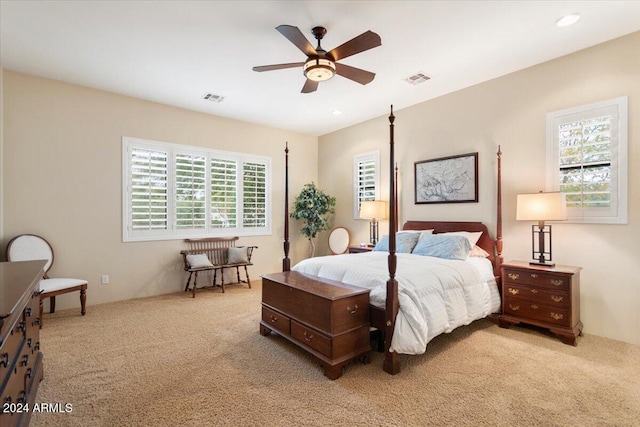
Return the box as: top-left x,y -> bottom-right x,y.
412,234 -> 472,260
228,246 -> 249,264
469,245 -> 490,258
186,254 -> 214,268
373,232 -> 420,253
440,231 -> 483,248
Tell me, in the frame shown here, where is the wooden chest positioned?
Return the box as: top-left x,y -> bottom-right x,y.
260,271 -> 371,379
499,261 -> 582,345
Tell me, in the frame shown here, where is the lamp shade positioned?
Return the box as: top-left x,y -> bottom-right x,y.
359,200 -> 387,219
516,192 -> 567,221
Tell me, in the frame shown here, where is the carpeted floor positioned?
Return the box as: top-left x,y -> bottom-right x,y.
30,280 -> 640,427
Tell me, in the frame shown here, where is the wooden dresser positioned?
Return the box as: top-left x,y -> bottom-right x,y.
1,260 -> 45,427
499,261 -> 582,346
260,271 -> 370,379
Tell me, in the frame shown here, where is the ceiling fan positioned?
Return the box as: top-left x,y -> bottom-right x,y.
252,25 -> 382,93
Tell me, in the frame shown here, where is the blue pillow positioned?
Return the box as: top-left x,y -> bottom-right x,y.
412,234 -> 472,260
373,232 -> 420,253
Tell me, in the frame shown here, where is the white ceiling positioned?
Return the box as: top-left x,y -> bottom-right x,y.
1,1 -> 639,136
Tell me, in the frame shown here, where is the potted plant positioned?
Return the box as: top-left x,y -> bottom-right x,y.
290,182 -> 336,257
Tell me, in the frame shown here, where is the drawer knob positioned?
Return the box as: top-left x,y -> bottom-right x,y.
25,307 -> 32,317
550,279 -> 563,287
509,304 -> 520,311
0,353 -> 8,368
550,312 -> 564,320
303,331 -> 314,342
21,354 -> 29,366
508,273 -> 519,281
551,295 -> 564,303
347,304 -> 359,314
269,315 -> 278,323
508,288 -> 519,296
531,304 -> 538,310
530,289 -> 539,294
531,274 -> 538,278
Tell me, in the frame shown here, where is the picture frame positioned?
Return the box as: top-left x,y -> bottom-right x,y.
414,152 -> 478,204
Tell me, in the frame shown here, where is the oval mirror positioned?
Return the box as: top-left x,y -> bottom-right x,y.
328,227 -> 350,254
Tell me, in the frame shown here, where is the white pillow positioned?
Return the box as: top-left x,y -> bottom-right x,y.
469,245 -> 490,258
228,246 -> 249,264
186,254 -> 214,268
439,231 -> 483,248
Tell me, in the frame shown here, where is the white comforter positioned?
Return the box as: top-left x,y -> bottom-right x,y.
291,252 -> 501,355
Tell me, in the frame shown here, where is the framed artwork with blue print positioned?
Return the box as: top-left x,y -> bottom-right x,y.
414,152 -> 478,204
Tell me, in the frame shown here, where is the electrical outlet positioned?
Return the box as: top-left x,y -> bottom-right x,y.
101,275 -> 109,285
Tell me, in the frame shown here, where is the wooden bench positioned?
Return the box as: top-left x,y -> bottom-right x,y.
180,237 -> 257,297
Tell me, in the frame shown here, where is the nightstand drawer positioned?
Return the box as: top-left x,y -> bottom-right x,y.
504,284 -> 569,308
503,298 -> 570,327
503,268 -> 570,291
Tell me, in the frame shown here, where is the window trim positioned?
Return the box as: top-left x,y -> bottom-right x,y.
353,151 -> 381,220
545,96 -> 628,224
122,136 -> 271,242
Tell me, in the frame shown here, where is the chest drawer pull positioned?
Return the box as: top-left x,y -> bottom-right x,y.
550,279 -> 563,287
530,274 -> 538,278
531,304 -> 538,309
530,289 -> 539,294
347,304 -> 359,314
508,288 -> 519,295
303,331 -> 314,342
0,353 -> 8,368
550,312 -> 564,320
509,304 -> 520,311
269,315 -> 278,323
508,273 -> 519,281
551,295 -> 564,303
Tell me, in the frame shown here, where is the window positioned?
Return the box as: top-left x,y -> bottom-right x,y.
546,96 -> 628,224
123,137 -> 271,242
353,151 -> 380,219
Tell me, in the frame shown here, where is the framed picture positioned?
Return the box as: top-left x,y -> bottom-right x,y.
414,152 -> 478,204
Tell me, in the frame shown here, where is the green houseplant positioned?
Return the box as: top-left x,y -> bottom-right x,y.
290,182 -> 336,257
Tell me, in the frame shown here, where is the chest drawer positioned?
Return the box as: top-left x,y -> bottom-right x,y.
503,268 -> 570,291
503,297 -> 570,327
291,321 -> 332,358
261,306 -> 290,335
504,283 -> 569,308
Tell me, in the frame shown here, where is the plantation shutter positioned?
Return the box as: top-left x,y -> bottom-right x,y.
243,161 -> 267,228
211,158 -> 237,228
129,147 -> 168,231
175,153 -> 207,229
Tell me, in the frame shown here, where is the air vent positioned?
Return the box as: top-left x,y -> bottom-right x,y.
202,93 -> 225,103
403,72 -> 431,85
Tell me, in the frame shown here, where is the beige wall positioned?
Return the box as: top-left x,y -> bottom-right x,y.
318,33 -> 640,345
1,71 -> 317,308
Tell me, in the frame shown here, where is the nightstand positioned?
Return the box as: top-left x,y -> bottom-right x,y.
348,245 -> 373,254
499,261 -> 583,346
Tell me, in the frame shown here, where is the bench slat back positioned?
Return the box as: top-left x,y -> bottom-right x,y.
185,237 -> 238,265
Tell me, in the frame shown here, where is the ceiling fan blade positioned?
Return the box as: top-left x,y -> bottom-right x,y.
252,62 -> 305,72
301,79 -> 319,93
328,30 -> 381,61
335,63 -> 375,85
276,25 -> 317,57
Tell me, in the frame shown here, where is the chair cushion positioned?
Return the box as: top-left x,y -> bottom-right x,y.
186,254 -> 214,269
40,278 -> 88,293
227,247 -> 249,264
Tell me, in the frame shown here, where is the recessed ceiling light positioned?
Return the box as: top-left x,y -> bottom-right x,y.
332,110 -> 342,115
556,14 -> 580,27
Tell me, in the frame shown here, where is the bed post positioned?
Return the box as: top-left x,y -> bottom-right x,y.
495,146 -> 503,278
283,142 -> 291,272
384,106 -> 401,375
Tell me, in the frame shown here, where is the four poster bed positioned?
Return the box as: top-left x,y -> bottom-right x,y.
260,106 -> 503,378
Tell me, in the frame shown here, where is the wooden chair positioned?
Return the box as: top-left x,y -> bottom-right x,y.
328,227 -> 350,254
6,234 -> 87,328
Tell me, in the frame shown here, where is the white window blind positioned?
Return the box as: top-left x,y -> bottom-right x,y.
546,96 -> 628,224
123,137 -> 271,241
353,151 -> 380,219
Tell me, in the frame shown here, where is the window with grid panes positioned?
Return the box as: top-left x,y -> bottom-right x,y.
353,151 -> 380,219
123,137 -> 271,241
546,96 -> 628,224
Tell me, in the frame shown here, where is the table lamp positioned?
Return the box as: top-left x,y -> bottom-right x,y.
359,200 -> 387,246
516,191 -> 567,267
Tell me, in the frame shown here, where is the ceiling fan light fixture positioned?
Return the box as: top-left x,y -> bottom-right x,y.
303,58 -> 336,82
